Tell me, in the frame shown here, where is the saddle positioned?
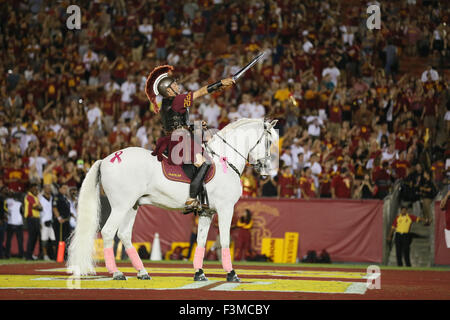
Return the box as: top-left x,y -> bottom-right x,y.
161,157 -> 216,184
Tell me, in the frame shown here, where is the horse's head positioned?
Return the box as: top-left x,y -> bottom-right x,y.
248,119 -> 279,176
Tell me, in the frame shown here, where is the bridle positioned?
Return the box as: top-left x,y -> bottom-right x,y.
205,120 -> 273,177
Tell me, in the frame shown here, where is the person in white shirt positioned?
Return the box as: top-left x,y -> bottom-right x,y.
198,96 -> 221,128
19,126 -> 37,154
250,101 -> 266,119
38,184 -> 54,260
381,144 -> 398,164
104,80 -> 120,93
228,106 -> 241,122
0,119 -> 9,145
280,149 -> 294,167
138,17 -> 153,42
29,149 -> 47,180
309,154 -> 323,176
86,103 -> 102,127
136,124 -> 150,148
291,139 -> 305,161
307,118 -> 322,138
321,61 -> 341,87
120,75 -> 137,104
5,194 -> 24,258
421,66 -> 439,82
303,39 -> 313,53
237,94 -> 253,118
82,49 -> 99,72
68,188 -> 78,232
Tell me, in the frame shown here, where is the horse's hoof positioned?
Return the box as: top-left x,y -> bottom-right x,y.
137,273 -> 151,280
112,271 -> 126,280
194,269 -> 208,281
226,270 -> 241,282
137,269 -> 151,280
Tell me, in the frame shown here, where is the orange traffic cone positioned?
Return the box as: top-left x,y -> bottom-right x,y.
57,223 -> 65,263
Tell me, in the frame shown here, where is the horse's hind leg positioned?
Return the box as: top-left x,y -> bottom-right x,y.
118,207 -> 150,280
218,206 -> 240,282
193,213 -> 213,281
101,207 -> 129,280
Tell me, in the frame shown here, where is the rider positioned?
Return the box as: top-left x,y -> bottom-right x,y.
145,65 -> 235,211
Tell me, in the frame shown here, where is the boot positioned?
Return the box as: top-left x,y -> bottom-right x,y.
200,183 -> 209,210
184,162 -> 210,212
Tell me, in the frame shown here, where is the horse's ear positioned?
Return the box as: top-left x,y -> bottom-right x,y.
269,119 -> 278,128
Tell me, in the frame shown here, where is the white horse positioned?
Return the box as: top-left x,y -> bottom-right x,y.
67,118 -> 278,281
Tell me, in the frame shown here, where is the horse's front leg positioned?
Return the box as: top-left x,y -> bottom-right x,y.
218,206 -> 240,282
193,212 -> 213,281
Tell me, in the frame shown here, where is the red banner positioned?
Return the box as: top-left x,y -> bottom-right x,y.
133,198 -> 384,263
434,201 -> 450,265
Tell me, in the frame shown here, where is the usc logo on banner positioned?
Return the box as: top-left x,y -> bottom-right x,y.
235,201 -> 280,254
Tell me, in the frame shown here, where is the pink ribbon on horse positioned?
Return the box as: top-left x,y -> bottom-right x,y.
220,157 -> 228,174
110,151 -> 123,164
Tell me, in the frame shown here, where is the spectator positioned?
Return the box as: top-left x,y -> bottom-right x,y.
0,181 -> 6,259
240,167 -> 257,198
419,170 -> 437,226
68,187 -> 78,233
52,184 -> 72,251
234,209 -> 253,261
198,96 -> 221,128
421,65 -> 439,82
277,165 -> 296,198
4,191 -> 24,259
38,184 -> 55,261
331,167 -> 353,199
372,161 -> 393,199
24,183 -> 42,260
259,175 -> 278,197
355,174 -> 376,199
299,167 -> 317,199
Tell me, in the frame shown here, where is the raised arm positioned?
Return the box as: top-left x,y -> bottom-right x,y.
193,77 -> 235,100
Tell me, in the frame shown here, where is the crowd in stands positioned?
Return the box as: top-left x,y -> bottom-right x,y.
1,0 -> 450,258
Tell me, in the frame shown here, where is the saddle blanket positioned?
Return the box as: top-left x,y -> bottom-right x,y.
161,158 -> 216,184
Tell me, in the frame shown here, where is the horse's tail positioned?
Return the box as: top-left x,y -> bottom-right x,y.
67,160 -> 102,276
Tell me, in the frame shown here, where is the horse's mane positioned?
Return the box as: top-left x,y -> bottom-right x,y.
215,118 -> 263,136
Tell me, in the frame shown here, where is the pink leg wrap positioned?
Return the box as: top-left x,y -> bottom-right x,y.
193,246 -> 205,270
103,247 -> 118,273
221,248 -> 233,272
126,247 -> 144,271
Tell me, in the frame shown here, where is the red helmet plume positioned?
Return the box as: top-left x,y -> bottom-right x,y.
145,65 -> 174,113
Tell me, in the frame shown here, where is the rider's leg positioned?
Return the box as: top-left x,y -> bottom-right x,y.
185,154 -> 210,208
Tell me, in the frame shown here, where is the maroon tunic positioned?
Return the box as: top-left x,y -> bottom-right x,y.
152,92 -> 204,165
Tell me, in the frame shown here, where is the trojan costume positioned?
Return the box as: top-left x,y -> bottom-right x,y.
145,65 -> 216,213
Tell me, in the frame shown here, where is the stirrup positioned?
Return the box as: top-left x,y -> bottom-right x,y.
183,198 -> 200,215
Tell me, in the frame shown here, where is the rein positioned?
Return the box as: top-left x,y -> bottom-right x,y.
204,121 -> 270,177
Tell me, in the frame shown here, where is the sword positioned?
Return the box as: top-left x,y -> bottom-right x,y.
232,51 -> 266,81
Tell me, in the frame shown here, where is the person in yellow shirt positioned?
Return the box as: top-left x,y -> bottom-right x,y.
387,206 -> 424,267
241,167 -> 257,198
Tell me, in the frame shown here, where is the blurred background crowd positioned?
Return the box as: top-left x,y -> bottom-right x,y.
0,0 -> 449,258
